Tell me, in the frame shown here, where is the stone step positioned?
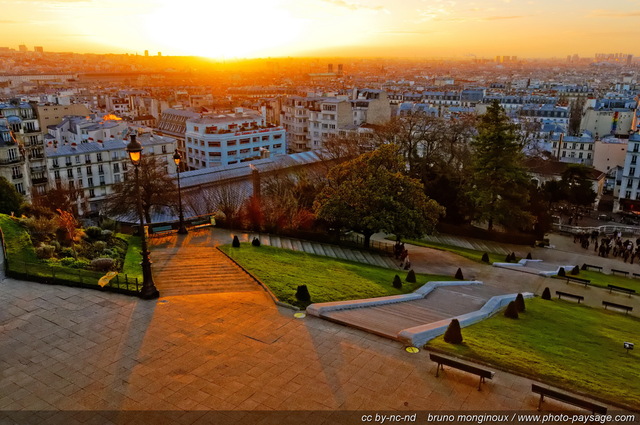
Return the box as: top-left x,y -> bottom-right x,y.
281,238 -> 293,251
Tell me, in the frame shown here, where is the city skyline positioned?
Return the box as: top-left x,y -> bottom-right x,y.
2,0 -> 640,59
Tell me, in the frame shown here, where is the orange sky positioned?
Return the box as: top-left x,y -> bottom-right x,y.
1,0 -> 639,58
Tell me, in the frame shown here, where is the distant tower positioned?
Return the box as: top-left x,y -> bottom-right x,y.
18,44 -> 27,52
328,63 -> 333,73
144,50 -> 149,57
338,64 -> 343,75
495,56 -> 501,63
34,46 -> 43,53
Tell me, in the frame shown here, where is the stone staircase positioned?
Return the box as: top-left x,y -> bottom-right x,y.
239,233 -> 399,269
151,246 -> 261,296
320,284 -> 509,340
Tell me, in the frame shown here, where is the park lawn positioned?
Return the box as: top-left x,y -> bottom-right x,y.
0,214 -> 38,264
428,297 -> 640,408
220,243 -> 454,307
389,236 -> 514,264
567,269 -> 640,293
117,233 -> 143,282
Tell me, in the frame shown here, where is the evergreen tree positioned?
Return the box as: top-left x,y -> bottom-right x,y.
443,319 -> 463,344
541,287 -> 551,300
466,101 -> 534,231
515,293 -> 526,312
0,177 -> 22,215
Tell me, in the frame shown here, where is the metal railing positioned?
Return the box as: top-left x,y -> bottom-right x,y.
340,233 -> 395,256
553,223 -> 640,236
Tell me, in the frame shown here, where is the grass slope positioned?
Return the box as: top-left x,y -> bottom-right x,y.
567,269 -> 640,293
428,297 -> 640,407
396,237 -> 516,264
220,243 -> 453,307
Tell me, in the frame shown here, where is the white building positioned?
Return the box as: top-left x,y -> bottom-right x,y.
184,109 -> 286,170
550,133 -> 595,165
44,134 -> 177,215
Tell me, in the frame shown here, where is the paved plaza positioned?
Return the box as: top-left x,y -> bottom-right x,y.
0,229 -> 637,423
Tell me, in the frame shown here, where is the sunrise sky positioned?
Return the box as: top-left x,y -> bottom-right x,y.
1,0 -> 639,59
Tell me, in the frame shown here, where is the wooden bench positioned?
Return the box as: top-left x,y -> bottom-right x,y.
602,300 -> 633,315
556,291 -> 584,304
532,383 -> 608,414
565,276 -> 591,287
608,284 -> 636,297
149,225 -> 173,236
582,263 -> 602,272
188,217 -> 212,229
429,353 -> 495,391
611,269 -> 630,277
633,273 -> 640,279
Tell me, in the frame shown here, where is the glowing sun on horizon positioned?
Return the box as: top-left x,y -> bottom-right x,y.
144,0 -> 305,58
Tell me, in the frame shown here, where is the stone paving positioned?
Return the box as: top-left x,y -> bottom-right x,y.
0,229 -> 636,421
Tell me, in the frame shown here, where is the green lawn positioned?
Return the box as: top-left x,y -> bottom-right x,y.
428,297 -> 640,408
559,269 -> 640,293
118,233 -> 143,281
0,214 -> 38,264
389,236 -> 516,264
220,243 -> 454,307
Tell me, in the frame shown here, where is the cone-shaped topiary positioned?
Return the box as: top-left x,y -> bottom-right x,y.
481,253 -> 490,263
581,263 -> 587,271
443,319 -> 463,344
504,301 -> 519,319
393,274 -> 402,289
505,253 -> 512,262
541,287 -> 551,300
515,293 -> 526,312
295,285 -> 311,302
251,237 -> 261,247
454,268 -> 464,280
526,253 -> 532,260
406,269 -> 416,283
571,265 -> 580,275
511,252 -> 516,261
232,235 -> 240,248
557,267 -> 566,277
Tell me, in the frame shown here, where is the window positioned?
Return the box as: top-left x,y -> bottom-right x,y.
162,145 -> 167,154
634,143 -> 639,153
227,140 -> 236,146
114,174 -> 121,183
240,148 -> 250,154
54,170 -> 60,180
98,165 -> 104,175
89,189 -> 95,198
122,162 -> 128,171
627,179 -> 633,188
274,134 -> 282,139
14,183 -> 24,195
240,138 -> 250,144
253,147 -> 260,151
228,150 -> 237,155
561,151 -> 566,157
208,152 -> 221,157
75,155 -> 80,164
632,156 -> 637,165
578,152 -> 583,159
99,176 -> 106,186
97,153 -> 103,162
208,141 -> 221,147
88,177 -> 94,187
631,167 -> 636,177
52,158 -> 59,168
87,166 -> 93,176
85,154 -> 91,164
69,180 -> 75,189
626,190 -> 632,198
262,136 -> 269,141
67,169 -> 73,178
274,144 -> 282,149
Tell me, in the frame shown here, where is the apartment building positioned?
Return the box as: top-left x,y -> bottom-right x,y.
550,133 -> 595,165
184,109 -> 285,169
155,108 -> 202,164
44,134 -> 176,215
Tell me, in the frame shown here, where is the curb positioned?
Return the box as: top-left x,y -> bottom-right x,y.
216,246 -> 300,311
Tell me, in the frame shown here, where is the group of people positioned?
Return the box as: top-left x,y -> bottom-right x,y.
393,241 -> 411,270
574,230 -> 640,263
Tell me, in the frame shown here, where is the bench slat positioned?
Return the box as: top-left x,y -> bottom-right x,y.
556,291 -> 584,303
532,384 -> 607,414
430,353 -> 494,390
602,300 -> 633,314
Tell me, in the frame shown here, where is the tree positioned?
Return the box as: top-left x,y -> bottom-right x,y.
561,164 -> 597,207
0,176 -> 22,215
103,155 -> 177,223
443,319 -> 463,344
569,98 -> 586,136
31,182 -> 85,218
467,101 -> 534,231
314,144 -> 445,247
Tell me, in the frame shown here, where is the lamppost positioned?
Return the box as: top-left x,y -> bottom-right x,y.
173,150 -> 188,235
126,134 -> 159,300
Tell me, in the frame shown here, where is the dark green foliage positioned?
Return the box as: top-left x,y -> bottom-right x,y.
0,177 -> 22,215
581,263 -> 587,270
571,265 -> 580,275
406,269 -> 416,283
504,301 -> 519,319
505,253 -> 512,262
295,284 -> 311,302
443,319 -> 463,344
232,235 -> 240,248
481,252 -> 490,263
541,287 -> 551,300
510,252 -> 516,261
515,293 -> 526,312
454,268 -> 464,280
393,274 -> 402,289
85,226 -> 103,240
251,237 -> 261,247
558,267 -> 566,277
90,257 -> 115,272
526,253 -> 532,260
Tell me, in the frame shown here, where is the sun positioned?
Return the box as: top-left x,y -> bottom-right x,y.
143,0 -> 304,58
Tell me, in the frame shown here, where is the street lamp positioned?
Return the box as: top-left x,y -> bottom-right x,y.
173,150 -> 188,235
126,134 -> 159,300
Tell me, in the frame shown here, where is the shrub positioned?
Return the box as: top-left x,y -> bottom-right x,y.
70,259 -> 90,269
101,230 -> 113,240
60,247 -> 76,258
91,257 -> 115,272
35,244 -> 56,259
393,274 -> 402,289
93,241 -> 107,252
505,253 -> 512,262
510,252 -> 516,261
557,267 -> 566,277
49,240 -> 61,252
21,216 -> 58,244
571,265 -> 580,275
481,253 -> 490,263
454,268 -> 464,280
295,285 -> 311,302
526,253 -> 532,260
541,287 -> 551,300
251,237 -> 261,247
406,269 -> 416,283
232,235 -> 240,248
60,257 -> 75,267
100,218 -> 117,231
515,293 -> 526,312
504,301 -> 519,319
443,319 -> 463,344
85,226 -> 103,240
581,263 -> 587,271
